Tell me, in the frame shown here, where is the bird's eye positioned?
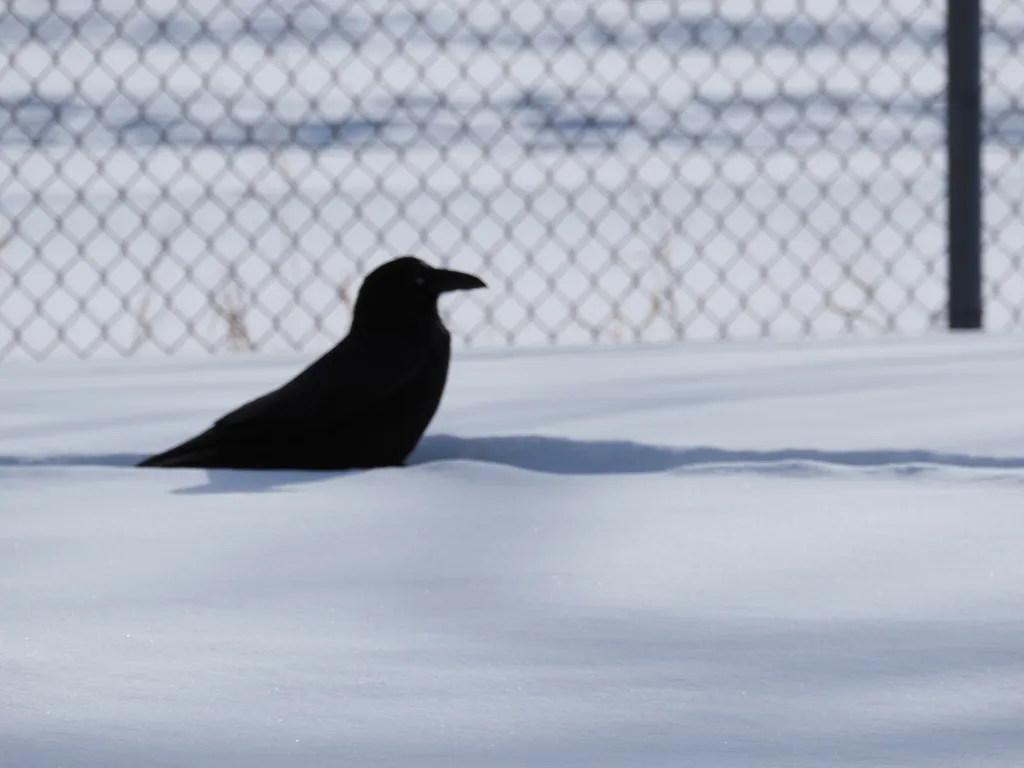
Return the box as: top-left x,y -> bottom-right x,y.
414,275 -> 427,286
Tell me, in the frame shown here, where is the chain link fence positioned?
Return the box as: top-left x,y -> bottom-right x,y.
0,0 -> 1021,360
982,1 -> 1024,327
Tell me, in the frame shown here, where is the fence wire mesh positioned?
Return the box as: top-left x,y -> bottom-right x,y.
983,0 -> 1024,328
0,0 -> 1020,360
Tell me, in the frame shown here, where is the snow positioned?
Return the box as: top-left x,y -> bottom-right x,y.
4,332 -> 1024,766
4,0 -> 1024,761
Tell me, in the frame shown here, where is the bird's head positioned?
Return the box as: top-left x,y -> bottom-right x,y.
350,256 -> 487,332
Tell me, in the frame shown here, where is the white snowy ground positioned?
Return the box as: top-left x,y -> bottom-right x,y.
4,332 -> 1024,767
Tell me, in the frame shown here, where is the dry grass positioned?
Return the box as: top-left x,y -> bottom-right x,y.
212,266 -> 255,352
824,259 -> 889,333
647,236 -> 685,339
128,238 -> 170,355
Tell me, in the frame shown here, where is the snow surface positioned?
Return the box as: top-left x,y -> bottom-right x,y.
4,332 -> 1024,766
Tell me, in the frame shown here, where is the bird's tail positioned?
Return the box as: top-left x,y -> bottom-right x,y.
136,429 -> 229,469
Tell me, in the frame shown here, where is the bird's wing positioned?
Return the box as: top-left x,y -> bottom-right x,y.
213,331 -> 429,435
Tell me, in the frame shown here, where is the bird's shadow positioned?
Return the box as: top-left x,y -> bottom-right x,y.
2,436 -> 1024,495
410,436 -> 1024,478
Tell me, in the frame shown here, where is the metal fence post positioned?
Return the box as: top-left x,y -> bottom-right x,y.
947,0 -> 983,329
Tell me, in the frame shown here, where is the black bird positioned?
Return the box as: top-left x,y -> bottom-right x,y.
137,256 -> 486,470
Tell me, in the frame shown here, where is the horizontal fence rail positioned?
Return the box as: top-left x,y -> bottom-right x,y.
0,0 -> 1021,360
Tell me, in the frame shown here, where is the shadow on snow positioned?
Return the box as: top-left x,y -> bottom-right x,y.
2,435 -> 1024,494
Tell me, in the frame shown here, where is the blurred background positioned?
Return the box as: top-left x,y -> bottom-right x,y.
0,0 -> 1021,360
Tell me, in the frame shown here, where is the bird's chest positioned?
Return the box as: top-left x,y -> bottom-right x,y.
412,336 -> 451,412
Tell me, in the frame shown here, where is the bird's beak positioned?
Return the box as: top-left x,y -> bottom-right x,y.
431,267 -> 487,293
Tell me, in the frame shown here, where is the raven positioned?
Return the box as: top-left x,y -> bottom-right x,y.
137,256 -> 486,470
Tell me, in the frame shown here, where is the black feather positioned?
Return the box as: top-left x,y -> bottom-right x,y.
137,256 -> 485,470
